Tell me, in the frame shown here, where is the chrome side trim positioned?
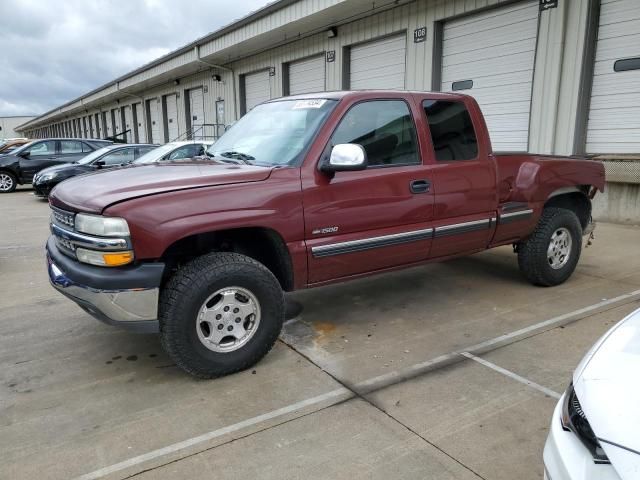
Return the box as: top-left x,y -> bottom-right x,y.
51,223 -> 131,251
312,228 -> 433,258
433,218 -> 492,238
312,216 -> 499,258
498,209 -> 534,225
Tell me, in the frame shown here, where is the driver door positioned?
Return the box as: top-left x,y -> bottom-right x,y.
19,140 -> 58,182
302,99 -> 435,284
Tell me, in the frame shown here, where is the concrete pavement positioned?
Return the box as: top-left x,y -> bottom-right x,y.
2,187 -> 639,480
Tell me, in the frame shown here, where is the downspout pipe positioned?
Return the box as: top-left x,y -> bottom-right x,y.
194,46 -> 238,120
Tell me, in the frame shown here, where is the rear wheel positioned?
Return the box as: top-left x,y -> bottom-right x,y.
517,208 -> 582,286
159,252 -> 284,378
0,171 -> 17,193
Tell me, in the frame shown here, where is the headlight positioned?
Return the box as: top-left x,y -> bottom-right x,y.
75,213 -> 130,237
561,384 -> 610,464
39,172 -> 57,182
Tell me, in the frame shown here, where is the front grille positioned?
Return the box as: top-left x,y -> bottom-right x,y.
51,207 -> 75,229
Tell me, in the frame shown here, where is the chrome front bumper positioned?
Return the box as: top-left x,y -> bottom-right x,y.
47,251 -> 160,333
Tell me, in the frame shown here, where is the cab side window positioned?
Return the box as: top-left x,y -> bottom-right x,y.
423,100 -> 478,161
25,141 -> 56,156
331,100 -> 419,167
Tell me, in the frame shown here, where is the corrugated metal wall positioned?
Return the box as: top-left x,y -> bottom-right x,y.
22,0 -> 603,158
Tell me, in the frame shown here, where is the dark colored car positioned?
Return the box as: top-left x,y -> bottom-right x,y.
33,143 -> 158,197
0,138 -> 112,193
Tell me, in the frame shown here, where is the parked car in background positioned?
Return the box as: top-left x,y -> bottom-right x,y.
33,143 -> 158,197
0,138 -> 112,193
132,141 -> 214,164
45,91 -> 605,379
0,138 -> 30,156
544,307 -> 640,480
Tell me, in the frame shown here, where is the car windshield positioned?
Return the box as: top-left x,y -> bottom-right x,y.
76,146 -> 115,164
134,143 -> 183,164
206,99 -> 337,167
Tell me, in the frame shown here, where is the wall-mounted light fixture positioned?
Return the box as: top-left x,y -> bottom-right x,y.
212,74 -> 222,82
174,79 -> 180,86
327,27 -> 337,38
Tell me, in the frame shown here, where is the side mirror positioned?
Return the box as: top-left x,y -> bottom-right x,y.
94,160 -> 105,169
19,151 -> 30,159
321,144 -> 368,173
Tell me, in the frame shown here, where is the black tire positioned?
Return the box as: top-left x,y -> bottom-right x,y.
159,252 -> 284,378
517,207 -> 582,287
0,171 -> 17,193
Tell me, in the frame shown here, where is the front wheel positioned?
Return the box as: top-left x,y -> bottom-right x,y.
0,171 -> 17,193
159,252 -> 284,378
517,208 -> 582,287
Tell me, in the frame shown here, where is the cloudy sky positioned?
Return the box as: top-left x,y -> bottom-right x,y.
0,0 -> 268,117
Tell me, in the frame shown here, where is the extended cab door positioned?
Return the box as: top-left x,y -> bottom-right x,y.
415,95 -> 497,258
302,97 -> 435,284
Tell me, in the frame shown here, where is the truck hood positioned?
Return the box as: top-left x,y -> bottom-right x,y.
49,161 -> 273,213
573,307 -> 640,479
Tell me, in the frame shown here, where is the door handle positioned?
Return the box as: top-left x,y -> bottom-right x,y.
410,179 -> 430,194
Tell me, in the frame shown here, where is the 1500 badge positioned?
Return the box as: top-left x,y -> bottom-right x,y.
312,226 -> 339,235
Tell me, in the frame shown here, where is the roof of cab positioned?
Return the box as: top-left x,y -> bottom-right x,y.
268,90 -> 469,102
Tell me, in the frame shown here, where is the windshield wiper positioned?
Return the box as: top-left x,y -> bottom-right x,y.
215,151 -> 255,164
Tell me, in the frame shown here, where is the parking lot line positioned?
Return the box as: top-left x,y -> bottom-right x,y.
74,387 -> 353,480
74,288 -> 640,480
460,352 -> 561,399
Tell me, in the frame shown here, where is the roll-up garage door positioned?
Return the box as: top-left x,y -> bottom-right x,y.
586,0 -> 640,153
189,88 -> 205,139
134,103 -> 146,143
441,1 -> 538,152
112,108 -> 122,138
349,34 -> 406,90
243,70 -> 271,113
123,105 -> 133,143
288,55 -> 325,95
147,99 -> 160,144
164,93 -> 179,142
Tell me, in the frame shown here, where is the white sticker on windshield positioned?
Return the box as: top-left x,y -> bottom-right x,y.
292,99 -> 327,109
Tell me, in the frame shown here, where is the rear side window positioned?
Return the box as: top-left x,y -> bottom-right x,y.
166,144 -> 204,161
60,141 -> 83,154
423,100 -> 478,161
331,100 -> 419,167
101,148 -> 135,165
135,147 -> 156,157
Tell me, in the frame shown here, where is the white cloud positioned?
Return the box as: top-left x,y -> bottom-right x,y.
0,0 -> 268,116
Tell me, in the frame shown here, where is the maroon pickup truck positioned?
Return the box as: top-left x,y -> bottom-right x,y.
46,90 -> 605,378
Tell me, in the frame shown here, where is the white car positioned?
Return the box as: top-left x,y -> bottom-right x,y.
133,141 -> 214,164
544,307 -> 640,479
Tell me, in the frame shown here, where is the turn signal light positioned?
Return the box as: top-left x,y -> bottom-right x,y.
103,251 -> 135,266
76,248 -> 135,267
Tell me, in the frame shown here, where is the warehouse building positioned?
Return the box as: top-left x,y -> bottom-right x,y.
15,0 -> 640,221
1,116 -> 35,139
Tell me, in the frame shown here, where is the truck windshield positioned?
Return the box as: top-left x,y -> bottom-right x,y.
206,99 -> 337,167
